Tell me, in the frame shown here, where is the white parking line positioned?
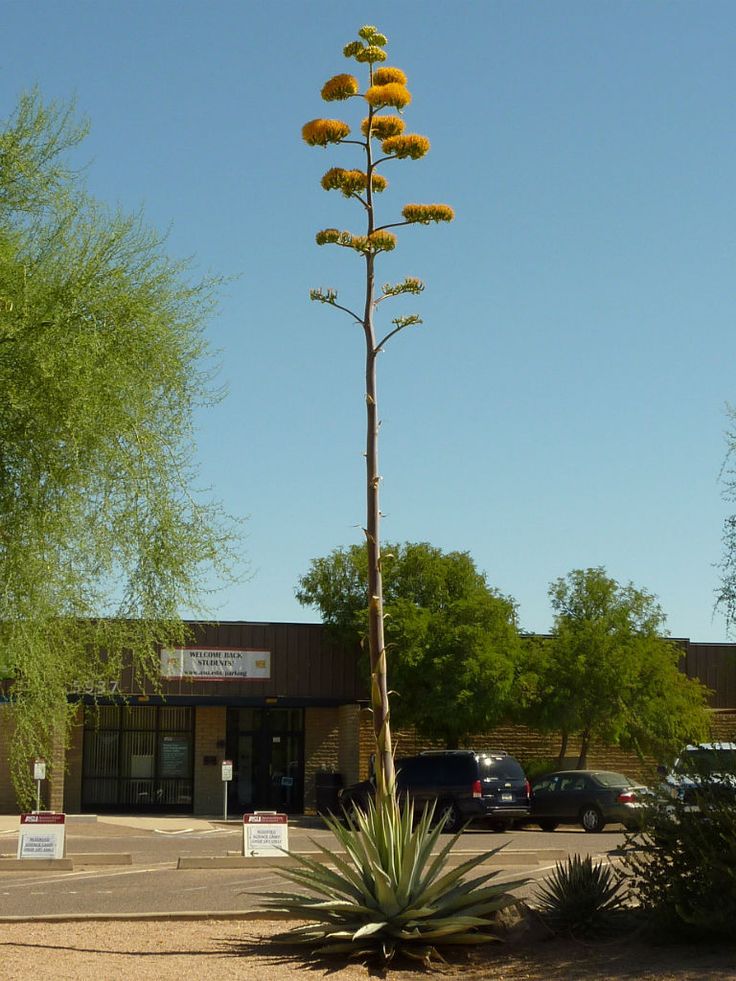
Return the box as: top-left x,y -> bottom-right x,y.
0,865 -> 170,890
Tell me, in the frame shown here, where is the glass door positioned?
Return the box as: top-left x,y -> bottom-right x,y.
227,708 -> 304,813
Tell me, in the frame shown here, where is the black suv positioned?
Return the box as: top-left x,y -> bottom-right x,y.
338,750 -> 530,832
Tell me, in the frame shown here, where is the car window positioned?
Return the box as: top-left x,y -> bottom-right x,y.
532,775 -> 560,793
480,757 -> 525,781
593,772 -> 632,788
559,774 -> 587,792
399,756 -> 447,786
675,749 -> 736,777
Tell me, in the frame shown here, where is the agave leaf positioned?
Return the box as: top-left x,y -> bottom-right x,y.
316,942 -> 376,956
270,868 -> 356,902
400,914 -> 493,931
417,849 -> 508,904
416,825 -> 466,889
394,922 -> 488,941
293,835 -> 381,902
352,920 -> 388,939
274,852 -> 370,900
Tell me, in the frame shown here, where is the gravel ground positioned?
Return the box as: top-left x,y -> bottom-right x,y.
2,919 -> 736,980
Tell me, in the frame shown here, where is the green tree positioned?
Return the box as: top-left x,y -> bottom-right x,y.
297,542 -> 521,747
0,92 -> 237,806
535,568 -> 710,768
303,29 -> 453,800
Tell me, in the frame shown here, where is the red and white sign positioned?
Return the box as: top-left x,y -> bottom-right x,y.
243,812 -> 289,857
17,812 -> 66,860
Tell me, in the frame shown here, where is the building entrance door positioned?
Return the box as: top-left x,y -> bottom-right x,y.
226,708 -> 304,813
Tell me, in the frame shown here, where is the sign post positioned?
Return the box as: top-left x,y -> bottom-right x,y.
243,812 -> 289,857
221,760 -> 233,822
33,759 -> 46,812
17,813 -> 66,860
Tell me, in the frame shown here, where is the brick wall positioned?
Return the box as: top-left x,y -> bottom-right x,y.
193,706 -> 226,815
337,704 -> 361,788
356,712 -> 661,785
303,707 -> 339,813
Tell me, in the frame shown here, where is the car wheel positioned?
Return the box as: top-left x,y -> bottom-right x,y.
437,801 -> 463,833
538,819 -> 558,832
580,805 -> 605,833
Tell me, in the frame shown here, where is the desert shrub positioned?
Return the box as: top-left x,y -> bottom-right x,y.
535,853 -> 626,936
262,795 -> 528,966
621,785 -> 736,939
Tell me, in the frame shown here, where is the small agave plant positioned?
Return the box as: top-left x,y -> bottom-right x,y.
535,853 -> 626,936
263,795 -> 527,966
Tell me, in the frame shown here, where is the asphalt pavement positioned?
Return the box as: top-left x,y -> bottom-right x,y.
0,813 -> 628,919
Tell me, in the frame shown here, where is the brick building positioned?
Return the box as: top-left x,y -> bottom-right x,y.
0,623 -> 735,815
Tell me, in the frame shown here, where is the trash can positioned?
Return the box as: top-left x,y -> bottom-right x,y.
315,771 -> 343,815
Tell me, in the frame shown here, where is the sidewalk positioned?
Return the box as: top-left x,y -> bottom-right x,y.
0,812 -> 326,834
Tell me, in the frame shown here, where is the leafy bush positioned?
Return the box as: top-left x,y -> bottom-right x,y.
535,853 -> 626,935
262,794 -> 527,966
622,784 -> 736,938
518,756 -> 557,781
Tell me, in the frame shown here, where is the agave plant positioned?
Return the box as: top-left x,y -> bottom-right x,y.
262,794 -> 527,966
535,853 -> 626,936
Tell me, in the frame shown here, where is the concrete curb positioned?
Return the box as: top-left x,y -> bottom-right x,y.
0,854 -> 132,871
0,859 -> 74,871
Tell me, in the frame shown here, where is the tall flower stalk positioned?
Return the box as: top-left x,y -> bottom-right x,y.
304,25 -> 453,806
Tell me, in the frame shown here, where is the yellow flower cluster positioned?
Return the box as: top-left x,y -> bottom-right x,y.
381,134 -> 430,160
362,230 -> 397,252
301,118 -> 351,146
382,276 -> 425,297
401,204 -> 455,224
361,115 -> 405,139
357,25 -> 387,44
321,74 -> 359,101
315,228 -> 396,253
321,168 -> 387,196
365,83 -> 412,111
372,67 -> 407,86
315,228 -> 342,245
355,45 -> 387,63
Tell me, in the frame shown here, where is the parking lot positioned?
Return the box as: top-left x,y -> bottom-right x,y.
0,814 -> 630,918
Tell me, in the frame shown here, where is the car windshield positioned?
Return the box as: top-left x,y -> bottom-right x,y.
675,749 -> 736,777
479,756 -> 525,780
593,772 -> 632,788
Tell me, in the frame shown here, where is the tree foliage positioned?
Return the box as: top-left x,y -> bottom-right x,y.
0,91 -> 237,805
519,568 -> 710,767
717,404 -> 736,633
297,542 -> 521,747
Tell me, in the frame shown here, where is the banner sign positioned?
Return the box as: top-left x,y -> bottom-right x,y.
243,812 -> 289,857
161,647 -> 271,681
18,813 -> 66,860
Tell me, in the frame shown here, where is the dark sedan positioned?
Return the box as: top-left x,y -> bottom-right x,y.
528,769 -> 650,833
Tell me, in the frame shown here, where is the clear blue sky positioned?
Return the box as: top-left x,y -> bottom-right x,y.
4,1 -> 736,640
